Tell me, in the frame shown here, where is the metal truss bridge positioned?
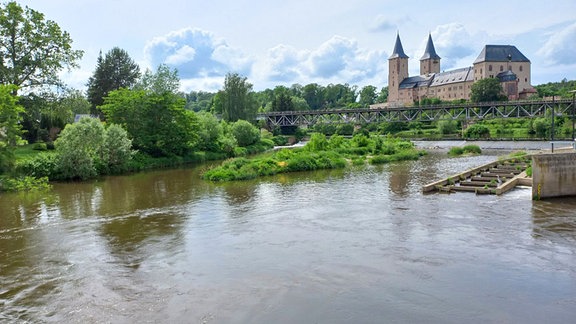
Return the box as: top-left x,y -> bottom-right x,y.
259,99 -> 575,127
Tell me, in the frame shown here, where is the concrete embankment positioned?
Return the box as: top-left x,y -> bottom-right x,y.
413,140 -> 553,151
532,151 -> 576,199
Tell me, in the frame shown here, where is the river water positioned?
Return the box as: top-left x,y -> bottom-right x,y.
1,149 -> 575,323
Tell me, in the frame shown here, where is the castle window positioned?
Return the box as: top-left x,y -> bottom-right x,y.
500,65 -> 503,71
525,78 -> 527,82
489,65 -> 493,71
480,68 -> 483,74
519,65 -> 523,72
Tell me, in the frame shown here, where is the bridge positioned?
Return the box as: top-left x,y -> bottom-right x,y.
259,99 -> 575,127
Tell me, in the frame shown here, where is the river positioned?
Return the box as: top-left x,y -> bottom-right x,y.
1,148 -> 575,323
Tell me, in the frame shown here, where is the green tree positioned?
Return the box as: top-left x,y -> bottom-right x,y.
135,64 -> 180,94
359,85 -> 377,107
302,83 -> 324,110
231,120 -> 260,147
103,124 -> 134,173
101,89 -> 199,157
0,2 -> 83,94
376,86 -> 389,103
86,47 -> 140,116
196,111 -> 223,151
271,87 -> 294,112
55,117 -> 133,179
217,72 -> 257,122
0,84 -> 23,173
470,78 -> 507,102
55,117 -> 105,180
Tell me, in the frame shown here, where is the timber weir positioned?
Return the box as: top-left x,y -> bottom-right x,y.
422,156 -> 533,195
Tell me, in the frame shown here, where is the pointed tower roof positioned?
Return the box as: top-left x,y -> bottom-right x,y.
420,33 -> 441,61
389,33 -> 409,59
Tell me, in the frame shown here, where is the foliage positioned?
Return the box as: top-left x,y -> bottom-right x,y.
470,78 -> 507,102
217,72 -> 257,122
203,133 -> 425,181
534,79 -> 576,98
0,84 -> 24,173
86,47 -> 140,115
448,145 -> 482,156
231,120 -> 260,147
135,64 -> 180,94
101,89 -> 199,157
196,112 -> 223,151
0,175 -> 50,192
185,90 -> 215,112
464,124 -> 490,138
55,117 -> 133,180
15,152 -> 59,179
436,118 -> 459,135
103,124 -> 134,173
359,85 -> 377,106
0,2 -> 83,93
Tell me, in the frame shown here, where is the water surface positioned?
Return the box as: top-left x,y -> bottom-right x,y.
1,151 -> 575,323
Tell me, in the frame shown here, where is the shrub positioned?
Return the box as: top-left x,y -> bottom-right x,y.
32,142 -> 47,151
464,124 -> 490,139
231,120 -> 260,147
0,176 -> 51,192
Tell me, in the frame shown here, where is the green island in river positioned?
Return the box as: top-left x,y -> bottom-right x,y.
202,133 -> 427,181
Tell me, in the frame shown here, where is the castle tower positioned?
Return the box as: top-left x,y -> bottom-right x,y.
420,33 -> 441,75
388,33 -> 409,104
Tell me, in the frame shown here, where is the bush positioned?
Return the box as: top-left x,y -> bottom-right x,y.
231,120 -> 260,147
464,124 -> 490,139
0,176 -> 51,192
15,152 -> 60,179
32,142 -> 47,151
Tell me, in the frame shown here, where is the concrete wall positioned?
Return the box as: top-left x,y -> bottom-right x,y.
532,152 -> 576,199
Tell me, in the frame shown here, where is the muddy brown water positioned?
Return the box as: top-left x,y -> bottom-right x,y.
1,150 -> 575,323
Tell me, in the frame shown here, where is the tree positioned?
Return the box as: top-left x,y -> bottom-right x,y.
271,86 -> 294,112
196,111 -> 223,151
101,89 -> 199,157
470,78 -> 507,102
302,83 -> 324,110
231,120 -> 260,147
55,117 -> 105,180
55,117 -> 133,179
86,47 -> 140,116
376,86 -> 388,103
135,64 -> 180,94
217,72 -> 257,122
0,84 -> 23,173
0,2 -> 83,94
359,85 -> 377,107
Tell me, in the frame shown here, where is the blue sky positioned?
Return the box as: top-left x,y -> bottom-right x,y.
17,0 -> 576,92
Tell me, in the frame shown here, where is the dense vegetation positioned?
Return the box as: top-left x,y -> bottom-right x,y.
203,133 -> 426,181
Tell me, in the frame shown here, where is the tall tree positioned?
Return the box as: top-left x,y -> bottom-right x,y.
359,85 -> 377,107
217,72 -> 257,122
101,89 -> 199,157
135,64 -> 180,94
470,77 -> 507,102
302,83 -> 324,110
86,47 -> 140,116
0,2 -> 83,94
0,84 -> 23,173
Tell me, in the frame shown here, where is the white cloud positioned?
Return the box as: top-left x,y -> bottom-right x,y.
165,45 -> 196,65
428,23 -> 479,70
144,27 -> 253,79
370,15 -> 396,32
537,22 -> 576,66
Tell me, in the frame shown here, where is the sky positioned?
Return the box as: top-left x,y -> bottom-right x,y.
16,0 -> 576,93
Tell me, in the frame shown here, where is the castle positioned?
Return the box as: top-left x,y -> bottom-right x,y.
386,33 -> 535,106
